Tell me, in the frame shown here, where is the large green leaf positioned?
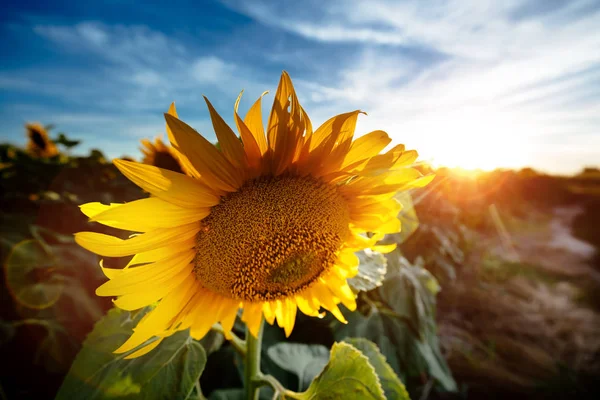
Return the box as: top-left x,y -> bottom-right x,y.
343,338 -> 410,400
267,343 -> 329,391
293,342 -> 385,400
56,307 -> 206,400
348,250 -> 387,292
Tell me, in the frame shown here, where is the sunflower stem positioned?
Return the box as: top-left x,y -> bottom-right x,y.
245,318 -> 264,400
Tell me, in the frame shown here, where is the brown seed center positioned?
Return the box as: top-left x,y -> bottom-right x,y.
193,175 -> 350,301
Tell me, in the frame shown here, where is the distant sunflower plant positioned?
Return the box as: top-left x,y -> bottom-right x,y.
75,72 -> 430,399
26,122 -> 59,158
139,135 -> 186,174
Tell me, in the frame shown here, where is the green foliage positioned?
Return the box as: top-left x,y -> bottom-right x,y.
54,133 -> 81,149
267,343 -> 329,391
56,308 -> 207,400
349,250 -> 387,292
292,342 -> 385,400
344,338 -> 410,400
335,253 -> 456,394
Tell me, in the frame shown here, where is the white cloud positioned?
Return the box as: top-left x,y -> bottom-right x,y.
221,0 -> 600,173
132,70 -> 162,87
26,21 -> 271,113
191,56 -> 237,84
76,23 -> 108,46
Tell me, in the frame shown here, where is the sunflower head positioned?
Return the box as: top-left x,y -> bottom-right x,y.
25,123 -> 59,158
75,72 -> 433,358
140,136 -> 184,174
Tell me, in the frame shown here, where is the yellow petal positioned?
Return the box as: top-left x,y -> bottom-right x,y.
341,130 -> 392,169
350,144 -> 406,176
189,291 -> 220,339
165,102 -> 202,178
90,197 -> 209,231
273,299 -> 284,328
80,202 -> 115,219
301,111 -> 362,175
96,251 -> 194,296
204,96 -> 247,169
305,111 -> 358,153
244,92 -> 269,155
262,302 -> 276,325
242,302 -> 263,337
234,93 -> 263,171
125,238 -> 195,267
391,150 -> 418,169
282,297 -> 297,337
372,243 -> 397,253
267,71 -> 305,175
312,283 -> 347,323
75,222 -> 199,257
318,113 -> 363,174
124,338 -> 164,359
352,214 -> 400,234
338,250 -> 359,270
112,265 -> 193,310
321,275 -> 356,311
164,114 -> 243,192
99,259 -> 123,279
115,278 -> 196,353
339,168 -> 424,197
350,197 -> 402,216
295,295 -> 320,317
220,307 -> 239,339
113,159 -> 221,207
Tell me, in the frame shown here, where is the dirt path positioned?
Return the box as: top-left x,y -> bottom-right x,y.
491,205 -> 599,281
438,206 -> 600,396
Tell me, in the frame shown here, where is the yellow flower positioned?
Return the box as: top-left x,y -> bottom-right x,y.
75,72 -> 432,358
139,136 -> 185,174
26,123 -> 59,158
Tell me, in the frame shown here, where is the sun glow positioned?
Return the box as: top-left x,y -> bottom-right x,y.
391,106 -> 533,172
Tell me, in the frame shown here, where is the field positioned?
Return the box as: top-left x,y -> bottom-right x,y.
1,132 -> 600,399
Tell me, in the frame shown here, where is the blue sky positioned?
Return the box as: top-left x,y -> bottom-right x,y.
1,0 -> 599,174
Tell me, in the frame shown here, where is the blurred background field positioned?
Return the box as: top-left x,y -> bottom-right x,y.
1,126 -> 599,399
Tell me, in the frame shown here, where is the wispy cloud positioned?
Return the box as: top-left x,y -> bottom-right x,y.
221,0 -> 600,172
1,20 -> 274,158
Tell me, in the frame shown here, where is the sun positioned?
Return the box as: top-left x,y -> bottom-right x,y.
407,106 -> 532,171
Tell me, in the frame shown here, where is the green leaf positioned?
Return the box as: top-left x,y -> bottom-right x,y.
343,338 -> 410,400
198,330 -> 225,356
267,343 -> 329,391
294,342 -> 385,400
348,249 -> 387,292
56,307 -> 206,400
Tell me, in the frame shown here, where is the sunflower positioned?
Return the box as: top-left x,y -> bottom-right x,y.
75,72 -> 432,358
140,136 -> 185,174
26,123 -> 59,158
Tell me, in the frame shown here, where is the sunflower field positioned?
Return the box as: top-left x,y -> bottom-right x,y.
1,75 -> 600,400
